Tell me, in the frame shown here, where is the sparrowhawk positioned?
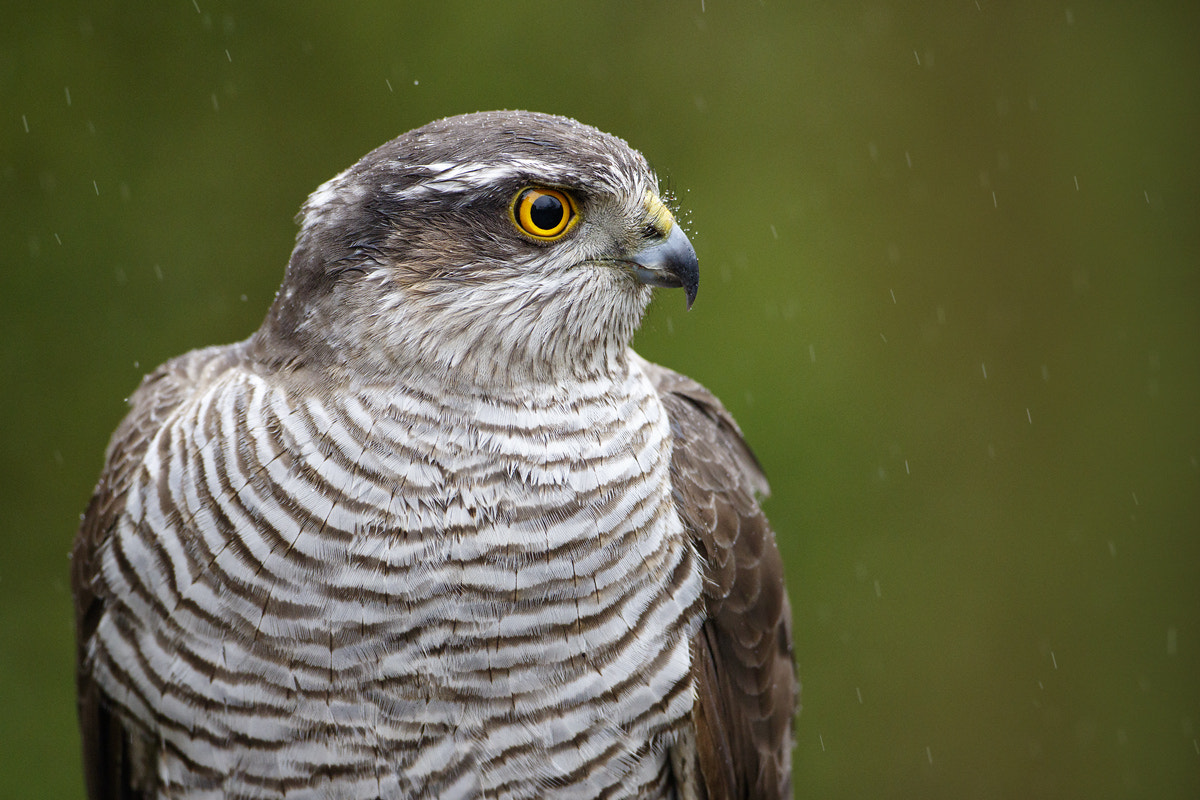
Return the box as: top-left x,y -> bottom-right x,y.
72,110 -> 797,800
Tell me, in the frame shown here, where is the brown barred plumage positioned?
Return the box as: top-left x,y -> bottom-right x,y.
73,111 -> 796,800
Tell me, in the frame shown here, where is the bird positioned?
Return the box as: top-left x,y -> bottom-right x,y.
72,110 -> 797,800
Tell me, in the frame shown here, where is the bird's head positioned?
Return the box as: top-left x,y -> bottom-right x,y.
256,110 -> 698,391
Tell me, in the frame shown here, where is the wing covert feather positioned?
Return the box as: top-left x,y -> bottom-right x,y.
645,360 -> 798,800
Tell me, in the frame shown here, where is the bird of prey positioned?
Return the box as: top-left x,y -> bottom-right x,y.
72,110 -> 796,800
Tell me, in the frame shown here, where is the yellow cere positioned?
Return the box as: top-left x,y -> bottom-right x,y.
643,191 -> 676,236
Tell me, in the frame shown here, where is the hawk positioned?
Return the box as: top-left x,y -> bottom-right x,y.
72,110 -> 797,800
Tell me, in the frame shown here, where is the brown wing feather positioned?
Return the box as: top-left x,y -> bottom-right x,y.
645,360 -> 798,800
71,345 -> 243,800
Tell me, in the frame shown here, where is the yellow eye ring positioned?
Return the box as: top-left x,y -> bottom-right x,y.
512,187 -> 576,240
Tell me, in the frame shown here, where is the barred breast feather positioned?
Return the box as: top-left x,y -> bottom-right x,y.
75,343 -> 705,799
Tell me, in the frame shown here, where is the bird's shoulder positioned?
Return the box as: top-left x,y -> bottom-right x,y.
72,341 -> 249,800
637,355 -> 797,800
638,356 -> 769,500
79,343 -> 248,536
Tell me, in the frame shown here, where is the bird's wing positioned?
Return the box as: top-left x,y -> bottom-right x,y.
643,359 -> 798,800
71,344 -> 242,800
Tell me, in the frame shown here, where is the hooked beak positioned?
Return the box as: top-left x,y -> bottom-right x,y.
628,224 -> 700,310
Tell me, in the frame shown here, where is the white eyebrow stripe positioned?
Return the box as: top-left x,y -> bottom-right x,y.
393,158 -> 567,200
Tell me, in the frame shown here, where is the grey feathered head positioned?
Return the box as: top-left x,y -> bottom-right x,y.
254,111 -> 698,389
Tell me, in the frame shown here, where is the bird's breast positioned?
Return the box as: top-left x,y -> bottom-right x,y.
92,366 -> 704,798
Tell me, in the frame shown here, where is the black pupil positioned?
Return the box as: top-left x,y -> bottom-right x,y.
530,193 -> 565,231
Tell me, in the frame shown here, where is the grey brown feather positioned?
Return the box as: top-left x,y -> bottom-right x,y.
643,361 -> 797,799
72,111 -> 795,799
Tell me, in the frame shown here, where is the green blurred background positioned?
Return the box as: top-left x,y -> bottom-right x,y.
3,2 -> 1197,797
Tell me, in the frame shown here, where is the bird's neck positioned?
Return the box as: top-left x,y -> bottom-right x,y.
251,321 -> 640,404
254,275 -> 653,395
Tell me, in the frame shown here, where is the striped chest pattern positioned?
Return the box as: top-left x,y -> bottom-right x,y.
87,360 -> 705,799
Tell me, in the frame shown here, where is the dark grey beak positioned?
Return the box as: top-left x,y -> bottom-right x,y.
629,224 -> 700,310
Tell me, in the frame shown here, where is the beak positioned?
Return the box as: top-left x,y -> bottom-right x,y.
628,224 -> 700,310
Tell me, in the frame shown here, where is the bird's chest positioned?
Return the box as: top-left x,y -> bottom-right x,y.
99,374 -> 704,798
329,381 -> 702,692
347,405 -> 703,795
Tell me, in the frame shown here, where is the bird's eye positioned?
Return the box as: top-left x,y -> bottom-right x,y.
512,187 -> 576,240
